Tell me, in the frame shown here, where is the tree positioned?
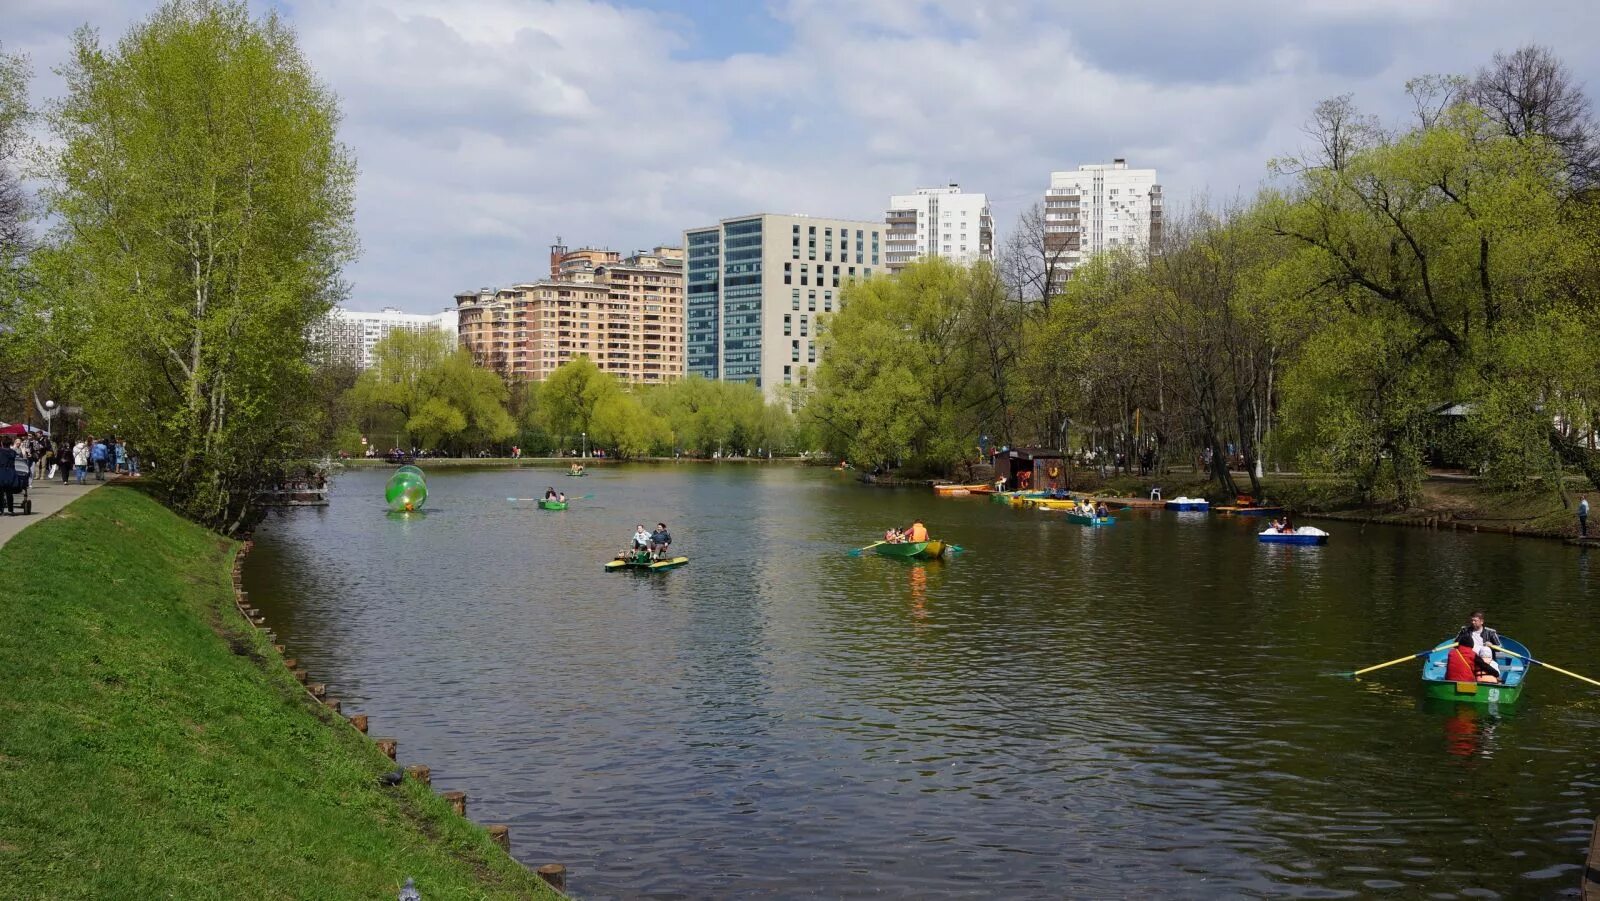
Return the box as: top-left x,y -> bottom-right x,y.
533,355 -> 621,443
34,1 -> 356,533
347,329 -> 515,453
1466,44 -> 1600,189
998,202 -> 1073,307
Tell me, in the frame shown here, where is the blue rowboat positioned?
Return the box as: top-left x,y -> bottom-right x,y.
1257,526 -> 1328,545
1421,636 -> 1529,705
1064,511 -> 1116,526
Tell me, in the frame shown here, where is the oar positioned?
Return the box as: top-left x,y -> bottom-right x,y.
1490,644 -> 1600,689
848,541 -> 886,556
507,494 -> 594,502
1335,641 -> 1455,678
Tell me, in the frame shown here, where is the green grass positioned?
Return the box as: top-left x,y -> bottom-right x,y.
0,486 -> 559,900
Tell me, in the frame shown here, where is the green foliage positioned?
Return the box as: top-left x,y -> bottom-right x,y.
805,258 -> 1004,471
31,0 -> 356,534
532,354 -> 621,441
347,329 -> 515,453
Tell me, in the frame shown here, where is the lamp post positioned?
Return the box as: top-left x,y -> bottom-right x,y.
42,400 -> 57,442
581,431 -> 587,459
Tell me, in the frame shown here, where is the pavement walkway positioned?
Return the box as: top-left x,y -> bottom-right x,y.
0,475 -> 105,551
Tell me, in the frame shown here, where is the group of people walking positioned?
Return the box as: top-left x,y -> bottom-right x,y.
0,434 -> 140,514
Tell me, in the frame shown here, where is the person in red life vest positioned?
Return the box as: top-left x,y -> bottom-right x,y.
1444,635 -> 1499,683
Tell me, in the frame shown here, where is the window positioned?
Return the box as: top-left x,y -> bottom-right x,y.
784,314 -> 791,336
792,289 -> 801,310
808,290 -> 816,312
784,262 -> 792,285
799,316 -> 808,337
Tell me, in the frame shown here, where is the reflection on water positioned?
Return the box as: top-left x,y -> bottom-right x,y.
245,466 -> 1600,899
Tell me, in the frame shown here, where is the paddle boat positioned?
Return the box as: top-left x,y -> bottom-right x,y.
1257,525 -> 1328,545
1421,636 -> 1529,705
606,549 -> 688,572
872,540 -> 947,560
1063,511 -> 1116,526
537,499 -> 568,510
1164,496 -> 1210,512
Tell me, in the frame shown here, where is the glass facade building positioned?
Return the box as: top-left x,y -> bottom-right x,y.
681,213 -> 884,397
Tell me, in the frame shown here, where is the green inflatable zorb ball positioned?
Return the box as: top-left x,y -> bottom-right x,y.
395,465 -> 425,480
385,470 -> 428,512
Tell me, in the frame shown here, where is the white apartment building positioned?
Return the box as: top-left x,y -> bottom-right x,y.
1043,159 -> 1162,278
884,184 -> 993,272
684,213 -> 885,396
312,307 -> 459,370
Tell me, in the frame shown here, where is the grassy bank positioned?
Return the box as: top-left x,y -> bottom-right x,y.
0,486 -> 558,899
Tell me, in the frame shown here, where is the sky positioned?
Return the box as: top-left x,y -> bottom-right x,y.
7,0 -> 1600,313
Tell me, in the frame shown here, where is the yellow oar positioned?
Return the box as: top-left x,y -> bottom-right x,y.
1490,644 -> 1600,689
847,541 -> 886,557
1341,641 -> 1455,677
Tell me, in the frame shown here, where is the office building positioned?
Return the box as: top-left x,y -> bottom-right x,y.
683,213 -> 884,394
312,307 -> 458,370
1043,159 -> 1162,278
884,184 -> 992,272
455,246 -> 684,384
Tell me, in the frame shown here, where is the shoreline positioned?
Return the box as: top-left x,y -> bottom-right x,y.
0,486 -> 563,899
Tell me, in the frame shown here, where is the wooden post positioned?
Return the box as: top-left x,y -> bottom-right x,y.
487,824 -> 510,852
292,669 -> 308,684
283,658 -> 297,669
405,764 -> 430,786
347,713 -> 368,733
308,682 -> 326,699
536,863 -> 566,892
324,697 -> 342,714
273,644 -> 285,654
375,737 -> 398,760
441,790 -> 466,816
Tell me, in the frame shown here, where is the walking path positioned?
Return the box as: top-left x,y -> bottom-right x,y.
0,477 -> 104,551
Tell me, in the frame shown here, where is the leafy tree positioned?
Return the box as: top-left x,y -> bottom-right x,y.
533,355 -> 621,443
33,1 -> 356,533
348,329 -> 514,453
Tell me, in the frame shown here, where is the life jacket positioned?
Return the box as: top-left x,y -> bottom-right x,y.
1444,646 -> 1480,683
908,523 -> 928,542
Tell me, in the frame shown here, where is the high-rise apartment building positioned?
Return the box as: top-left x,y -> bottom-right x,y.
884,184 -> 992,272
1043,159 -> 1162,279
455,246 -> 684,384
684,213 -> 885,394
311,307 -> 458,370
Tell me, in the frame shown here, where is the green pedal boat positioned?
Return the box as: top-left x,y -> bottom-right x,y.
606,550 -> 688,572
1420,636 -> 1529,705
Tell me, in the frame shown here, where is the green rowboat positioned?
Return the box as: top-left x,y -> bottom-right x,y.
1420,635 -> 1529,705
537,499 -> 568,510
871,540 -> 947,560
1064,511 -> 1116,526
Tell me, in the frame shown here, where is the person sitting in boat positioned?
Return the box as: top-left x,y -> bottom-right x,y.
557,491 -> 566,503
1080,500 -> 1096,517
570,462 -> 583,473
648,522 -> 672,559
1455,610 -> 1502,680
1271,516 -> 1288,533
904,520 -> 928,543
632,524 -> 651,551
1445,634 -> 1500,683
1095,501 -> 1110,518
544,486 -> 558,500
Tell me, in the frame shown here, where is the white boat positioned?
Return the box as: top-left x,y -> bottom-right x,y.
1258,526 -> 1329,545
1164,496 -> 1210,511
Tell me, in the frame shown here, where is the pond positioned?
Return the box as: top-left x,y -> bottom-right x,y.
244,465 -> 1600,899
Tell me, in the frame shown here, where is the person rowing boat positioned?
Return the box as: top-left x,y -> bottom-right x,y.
1455,610 -> 1502,681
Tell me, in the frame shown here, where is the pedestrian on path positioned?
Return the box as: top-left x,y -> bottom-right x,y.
72,438 -> 89,485
0,438 -> 18,515
90,437 -> 107,481
1580,495 -> 1590,538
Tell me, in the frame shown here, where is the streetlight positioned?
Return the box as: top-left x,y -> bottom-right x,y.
581,431 -> 587,458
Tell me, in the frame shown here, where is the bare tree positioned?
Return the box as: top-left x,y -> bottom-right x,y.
998,202 -> 1073,307
1466,44 -> 1600,188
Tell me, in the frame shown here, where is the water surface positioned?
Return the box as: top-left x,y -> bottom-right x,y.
244,466 -> 1600,899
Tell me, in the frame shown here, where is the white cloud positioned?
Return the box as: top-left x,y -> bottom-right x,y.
6,0 -> 1600,311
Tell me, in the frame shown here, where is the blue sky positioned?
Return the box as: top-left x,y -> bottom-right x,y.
8,0 -> 1600,313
